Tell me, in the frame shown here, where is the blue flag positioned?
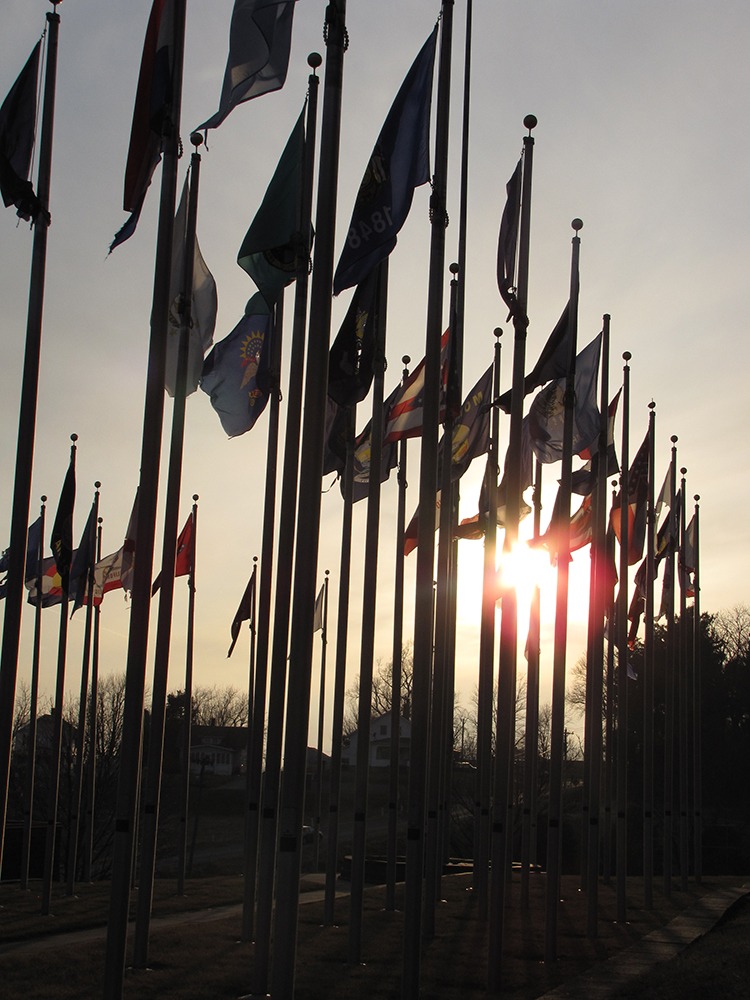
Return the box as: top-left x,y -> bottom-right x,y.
69,501 -> 98,616
0,517 -> 42,600
333,26 -> 437,295
200,292 -> 274,436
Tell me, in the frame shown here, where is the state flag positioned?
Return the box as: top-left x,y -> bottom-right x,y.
610,431 -> 649,565
383,328 -> 451,443
497,157 -> 522,323
51,455 -> 76,591
228,572 -> 256,658
0,41 -> 45,223
327,264 -> 381,408
495,302 -> 571,414
152,512 -> 194,595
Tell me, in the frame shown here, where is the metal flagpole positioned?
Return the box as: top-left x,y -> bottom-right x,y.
41,433 -> 77,917
385,359 -> 410,913
663,435 -> 678,899
691,494 -> 702,882
616,352 -> 631,924
0,2 -> 61,874
403,3 -> 453,995
324,407 -> 356,926
240,555 -> 258,938
349,259 -> 388,964
314,570 -> 330,869
678,466 -> 689,891
82,513 -> 103,884
103,1 -> 186,992
245,56 -> 319,984
489,114 -> 536,991
176,495 -> 198,897
643,400 -> 657,909
476,330 -> 501,919
602,482 -> 618,886
269,3 -> 347,991
66,484 -> 101,895
543,219 -> 582,964
20,495 -> 47,890
134,134 -> 203,966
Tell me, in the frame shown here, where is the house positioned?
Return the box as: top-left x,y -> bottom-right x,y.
189,725 -> 247,776
341,714 -> 411,768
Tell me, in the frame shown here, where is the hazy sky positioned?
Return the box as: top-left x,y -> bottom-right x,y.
1,1 -> 748,745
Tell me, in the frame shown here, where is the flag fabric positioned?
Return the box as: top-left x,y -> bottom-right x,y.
110,0 -> 175,251
654,466 -> 670,522
610,430 -> 649,565
25,555 -> 64,609
228,572 -> 256,658
51,456 -> 76,591
350,384 -> 401,503
627,556 -> 648,648
497,157 -> 522,322
383,328 -> 451,443
312,583 -> 325,633
572,388 -> 621,496
495,302 -> 571,414
88,548 -> 125,605
165,171 -> 218,397
527,333 -> 602,465
120,491 -> 139,596
680,513 -> 697,597
322,397 -> 348,478
0,41 -> 45,223
531,489 -> 593,562
152,512 -> 193,595
333,27 -> 437,295
0,517 -> 43,600
455,458 -> 532,543
69,502 -> 98,616
200,292 -> 274,437
197,0 -> 296,132
237,108 -> 306,308
327,264 -> 381,408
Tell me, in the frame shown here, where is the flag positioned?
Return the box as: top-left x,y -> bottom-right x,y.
237,108 -> 306,308
89,548 -> 125,605
228,572 -> 256,658
0,41 -> 45,223
120,491 -> 139,596
25,555 -> 64,609
496,157 -> 522,323
654,466 -> 670,522
680,513 -> 697,597
327,265 -> 381,408
350,384 -> 401,503
312,583 -> 325,633
51,455 -> 76,591
455,459 -> 532,544
69,502 -> 98,616
0,517 -> 43,600
200,292 -> 274,437
322,397 -> 348,478
572,388 -> 621,496
627,556 -> 648,648
495,302 -> 571,413
531,489 -> 593,562
333,26 -> 437,295
197,0 -> 296,132
610,430 -> 649,565
383,328 -> 451,443
152,512 -> 193,595
527,333 -> 601,465
165,171 -> 218,397
110,0 -> 175,251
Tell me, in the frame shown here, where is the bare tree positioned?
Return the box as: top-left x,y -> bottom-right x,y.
344,641 -> 414,735
711,604 -> 750,662
191,685 -> 248,727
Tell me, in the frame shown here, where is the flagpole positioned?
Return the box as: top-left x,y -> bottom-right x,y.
584,315 -> 611,934
678,466 -> 689,891
663,435 -> 678,899
67,484 -> 101,896
103,0 -> 186,992
691,494 -> 702,882
0,2 -> 60,875
476,330 -> 502,918
349,258 -> 388,964
615,352 -> 631,924
240,555 -> 258,938
543,219 -> 582,964
324,407 -> 356,925
404,3 -> 453,994
41,433 -> 77,916
82,514 -> 103,883
245,56 -> 320,985
489,114 -> 536,990
642,400 -> 657,910
133,133 -> 203,966
313,569 -> 330,869
176,495 -> 198,897
603,486 -> 617,886
20,495 -> 47,891
268,10 -> 347,987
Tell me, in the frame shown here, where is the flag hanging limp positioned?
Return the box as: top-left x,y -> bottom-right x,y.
228,572 -> 256,658
152,512 -> 194,595
0,40 -> 45,223
495,302 -> 571,414
327,265 -> 381,408
197,0 -> 296,132
51,455 -> 76,592
333,26 -> 438,295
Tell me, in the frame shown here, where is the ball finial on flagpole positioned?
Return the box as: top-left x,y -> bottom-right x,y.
308,52 -> 323,71
572,218 -> 583,232
524,114 -> 537,132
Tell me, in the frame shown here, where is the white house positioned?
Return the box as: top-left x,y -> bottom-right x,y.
341,714 -> 411,768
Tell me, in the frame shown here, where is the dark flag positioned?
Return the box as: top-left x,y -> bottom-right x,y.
571,388 -> 621,496
237,108 -> 307,308
200,292 -> 274,436
110,0 -> 175,251
496,157 -> 522,322
69,502 -> 98,615
51,455 -> 76,591
0,517 -> 43,600
0,41 -> 45,223
327,264 -> 381,408
350,385 -> 401,503
531,489 -> 593,562
197,0 -> 296,132
120,491 -> 139,597
322,397 -> 348,477
228,572 -> 256,658
25,555 -> 64,609
333,27 -> 438,295
495,301 -> 571,414
152,511 -> 194,595
610,430 -> 649,565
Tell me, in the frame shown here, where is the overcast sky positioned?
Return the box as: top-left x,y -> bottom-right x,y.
1,0 -> 748,744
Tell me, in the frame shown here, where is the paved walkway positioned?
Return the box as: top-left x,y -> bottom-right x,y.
539,883 -> 750,998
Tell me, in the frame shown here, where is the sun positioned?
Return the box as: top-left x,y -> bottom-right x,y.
455,538 -> 556,628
